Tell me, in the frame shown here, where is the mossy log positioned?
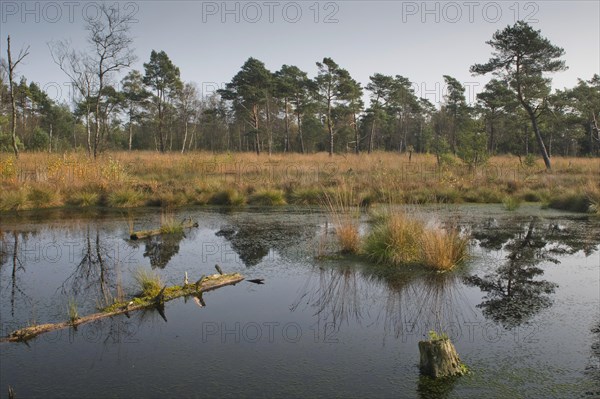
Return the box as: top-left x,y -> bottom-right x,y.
130,219 -> 199,240
1,272 -> 243,343
418,338 -> 467,378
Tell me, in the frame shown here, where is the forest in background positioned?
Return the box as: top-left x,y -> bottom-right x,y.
1,5 -> 599,169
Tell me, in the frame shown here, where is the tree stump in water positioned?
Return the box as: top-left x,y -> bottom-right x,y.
418,337 -> 467,378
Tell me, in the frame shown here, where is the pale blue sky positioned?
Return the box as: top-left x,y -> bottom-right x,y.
2,1 -> 599,106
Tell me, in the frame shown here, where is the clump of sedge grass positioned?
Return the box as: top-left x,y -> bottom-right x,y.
159,213 -> 184,234
107,188 -> 144,208
248,189 -> 287,206
0,189 -> 28,211
421,228 -> 469,271
68,298 -> 79,324
502,195 -> 522,211
364,212 -> 424,265
585,182 -> 600,215
321,185 -> 362,254
133,268 -> 163,297
364,210 -> 468,271
208,189 -> 246,206
68,191 -> 100,207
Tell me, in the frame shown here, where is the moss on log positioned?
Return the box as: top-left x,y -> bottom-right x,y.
1,272 -> 243,343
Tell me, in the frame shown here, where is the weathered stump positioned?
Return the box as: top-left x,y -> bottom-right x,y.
418,338 -> 466,378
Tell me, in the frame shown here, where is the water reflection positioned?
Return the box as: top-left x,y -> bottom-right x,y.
1,231 -> 33,317
293,262 -> 474,342
140,233 -> 185,269
61,226 -> 122,305
465,216 -> 600,328
215,217 -> 314,266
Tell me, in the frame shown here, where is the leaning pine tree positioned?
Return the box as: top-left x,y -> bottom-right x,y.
470,21 -> 567,170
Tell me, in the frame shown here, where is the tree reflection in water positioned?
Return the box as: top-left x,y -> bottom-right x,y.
464,216 -> 600,329
61,225 -> 123,308
1,231 -> 34,317
292,261 -> 474,343
215,218 -> 314,267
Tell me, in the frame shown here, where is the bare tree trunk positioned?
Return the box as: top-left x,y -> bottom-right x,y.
369,117 -> 376,154
94,102 -> 100,158
6,36 -> 29,159
284,97 -> 290,152
181,120 -> 188,154
525,105 -> 552,170
86,106 -> 92,156
354,112 -> 360,155
253,104 -> 260,155
297,111 -> 305,154
49,124 -> 53,153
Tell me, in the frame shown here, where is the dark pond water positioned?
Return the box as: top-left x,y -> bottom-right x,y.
1,205 -> 599,398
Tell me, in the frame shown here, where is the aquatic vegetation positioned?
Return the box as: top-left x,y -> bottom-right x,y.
421,228 -> 469,271
248,189 -> 287,206
364,211 -> 468,271
503,195 -> 522,211
133,268 -> 163,297
364,212 -> 424,266
322,185 -> 361,254
67,298 -> 79,324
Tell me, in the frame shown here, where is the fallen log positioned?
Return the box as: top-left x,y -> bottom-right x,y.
1,272 -> 243,343
130,219 -> 199,240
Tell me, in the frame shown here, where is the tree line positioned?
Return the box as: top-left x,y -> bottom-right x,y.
1,4 -> 598,170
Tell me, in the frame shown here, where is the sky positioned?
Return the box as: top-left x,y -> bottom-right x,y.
1,0 -> 599,107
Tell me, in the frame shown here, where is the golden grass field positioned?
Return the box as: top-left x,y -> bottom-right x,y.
1,151 -> 598,213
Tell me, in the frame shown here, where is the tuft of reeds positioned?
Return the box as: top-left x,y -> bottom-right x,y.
68,298 -> 79,324
248,189 -> 287,206
321,185 -> 361,254
364,210 -> 468,271
107,188 -> 144,208
502,195 -> 522,211
421,228 -> 469,271
364,212 -> 424,265
208,189 -> 246,206
159,213 -> 184,235
133,268 -> 163,297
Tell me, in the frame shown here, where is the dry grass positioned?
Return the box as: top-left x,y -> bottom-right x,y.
421,228 -> 469,271
321,184 -> 361,254
364,210 -> 468,271
0,151 -> 598,212
364,212 -> 424,265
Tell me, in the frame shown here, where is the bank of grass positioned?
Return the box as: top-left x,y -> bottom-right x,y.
364,210 -> 469,271
1,152 -> 598,213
